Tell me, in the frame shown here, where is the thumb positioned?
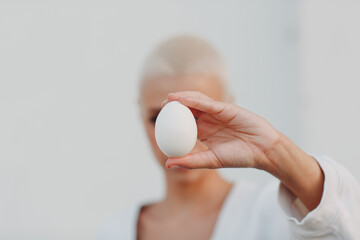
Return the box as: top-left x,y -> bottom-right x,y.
165,150 -> 223,169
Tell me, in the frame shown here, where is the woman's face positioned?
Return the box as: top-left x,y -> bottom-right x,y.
138,74 -> 227,181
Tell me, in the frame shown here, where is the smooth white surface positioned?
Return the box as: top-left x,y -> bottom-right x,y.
155,101 -> 197,157
300,0 -> 360,178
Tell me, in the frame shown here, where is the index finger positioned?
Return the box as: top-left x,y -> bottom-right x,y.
163,91 -> 225,115
162,91 -> 212,106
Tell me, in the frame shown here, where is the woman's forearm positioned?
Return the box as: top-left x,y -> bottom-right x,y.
262,133 -> 325,211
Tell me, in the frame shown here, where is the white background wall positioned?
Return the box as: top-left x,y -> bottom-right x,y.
0,1 -> 359,239
300,0 -> 360,176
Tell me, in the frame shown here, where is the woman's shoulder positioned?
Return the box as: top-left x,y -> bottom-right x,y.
230,177 -> 280,202
226,177 -> 285,224
234,177 -> 284,217
211,178 -> 287,239
218,177 -> 282,224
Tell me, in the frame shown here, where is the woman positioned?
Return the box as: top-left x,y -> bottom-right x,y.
99,35 -> 360,239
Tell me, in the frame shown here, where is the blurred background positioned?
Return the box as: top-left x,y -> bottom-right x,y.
0,0 -> 359,239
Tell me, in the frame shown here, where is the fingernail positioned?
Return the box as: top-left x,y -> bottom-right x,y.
168,93 -> 174,96
161,99 -> 167,106
168,165 -> 180,169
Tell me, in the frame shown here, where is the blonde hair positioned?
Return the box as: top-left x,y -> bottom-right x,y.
139,34 -> 230,99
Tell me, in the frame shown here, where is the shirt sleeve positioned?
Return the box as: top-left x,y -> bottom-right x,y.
277,155 -> 360,239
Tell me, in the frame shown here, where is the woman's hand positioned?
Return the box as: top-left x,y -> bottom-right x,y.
162,91 -> 281,171
162,91 -> 324,211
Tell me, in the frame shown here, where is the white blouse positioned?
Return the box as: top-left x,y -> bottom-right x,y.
97,155 -> 360,239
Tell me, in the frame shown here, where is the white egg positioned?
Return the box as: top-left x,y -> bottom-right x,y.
155,101 -> 198,157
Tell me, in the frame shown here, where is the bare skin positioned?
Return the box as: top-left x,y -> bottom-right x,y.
137,75 -> 324,240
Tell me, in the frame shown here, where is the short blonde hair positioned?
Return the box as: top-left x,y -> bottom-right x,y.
139,34 -> 230,99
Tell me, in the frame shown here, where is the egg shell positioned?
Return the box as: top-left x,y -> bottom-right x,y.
155,101 -> 198,157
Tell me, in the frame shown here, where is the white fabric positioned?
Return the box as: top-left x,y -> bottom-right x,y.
97,155 -> 360,239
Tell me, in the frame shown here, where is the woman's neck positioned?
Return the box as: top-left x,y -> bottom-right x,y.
162,170 -> 232,213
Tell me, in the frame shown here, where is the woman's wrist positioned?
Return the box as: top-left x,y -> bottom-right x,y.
261,133 -> 324,211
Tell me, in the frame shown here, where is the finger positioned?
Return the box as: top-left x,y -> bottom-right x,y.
169,91 -> 213,101
161,92 -> 213,119
177,95 -> 225,115
189,107 -> 203,119
162,91 -> 213,107
165,150 -> 223,169
162,91 -> 245,125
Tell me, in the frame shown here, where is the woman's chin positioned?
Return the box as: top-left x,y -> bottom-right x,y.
170,168 -> 208,183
